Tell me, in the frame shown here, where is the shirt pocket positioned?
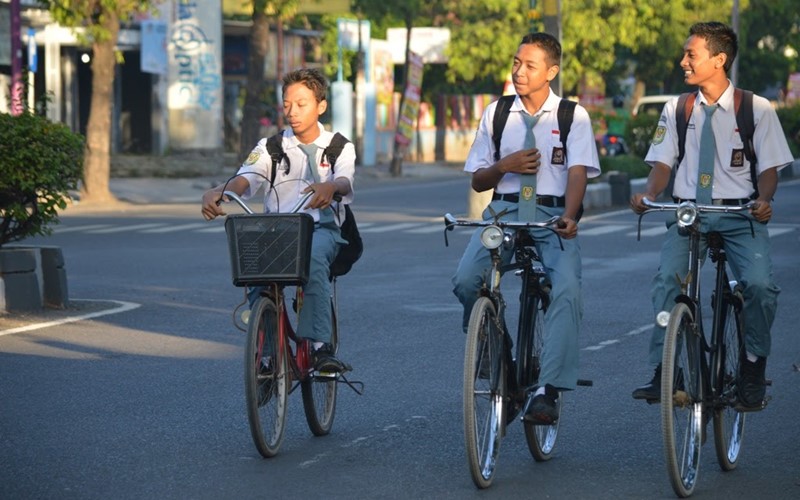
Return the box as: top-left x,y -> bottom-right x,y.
547,130 -> 567,168
727,133 -> 747,171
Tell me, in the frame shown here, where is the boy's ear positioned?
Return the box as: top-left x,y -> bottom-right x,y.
547,64 -> 560,82
318,99 -> 328,115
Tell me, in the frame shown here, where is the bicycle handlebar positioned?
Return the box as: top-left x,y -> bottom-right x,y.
221,190 -> 321,215
443,213 -> 562,231
640,197 -> 755,214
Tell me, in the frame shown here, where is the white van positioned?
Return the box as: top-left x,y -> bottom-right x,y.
632,95 -> 679,117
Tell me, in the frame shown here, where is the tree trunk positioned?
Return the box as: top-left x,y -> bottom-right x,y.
389,14 -> 414,178
79,16 -> 120,205
239,6 -> 270,164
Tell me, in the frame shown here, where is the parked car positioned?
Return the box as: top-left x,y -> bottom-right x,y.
631,95 -> 679,117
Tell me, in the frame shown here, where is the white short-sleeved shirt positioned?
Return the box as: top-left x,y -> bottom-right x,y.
464,90 -> 601,195
645,82 -> 793,200
236,124 -> 356,225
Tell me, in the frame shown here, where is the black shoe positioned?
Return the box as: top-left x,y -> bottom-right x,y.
522,384 -> 559,425
735,356 -> 767,412
632,364 -> 661,401
312,344 -> 348,374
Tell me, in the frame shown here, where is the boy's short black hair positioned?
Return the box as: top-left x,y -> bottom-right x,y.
282,68 -> 328,102
689,22 -> 738,73
519,32 -> 562,68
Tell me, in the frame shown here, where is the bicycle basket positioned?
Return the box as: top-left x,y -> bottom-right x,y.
224,213 -> 314,286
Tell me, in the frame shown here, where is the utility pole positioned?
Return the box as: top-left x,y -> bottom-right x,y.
541,0 -> 562,96
730,0 -> 740,86
10,0 -> 23,115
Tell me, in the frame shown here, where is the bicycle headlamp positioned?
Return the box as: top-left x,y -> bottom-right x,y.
676,201 -> 698,227
480,225 -> 504,250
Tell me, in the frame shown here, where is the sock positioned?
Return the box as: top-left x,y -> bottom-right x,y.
746,351 -> 758,363
534,386 -> 545,397
313,341 -> 324,350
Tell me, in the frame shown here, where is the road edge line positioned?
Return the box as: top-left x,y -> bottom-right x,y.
0,299 -> 141,337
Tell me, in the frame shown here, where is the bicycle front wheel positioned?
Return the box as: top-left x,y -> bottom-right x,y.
463,296 -> 506,489
521,292 -> 560,462
301,297 -> 339,436
713,285 -> 746,471
661,302 -> 703,498
244,297 -> 289,458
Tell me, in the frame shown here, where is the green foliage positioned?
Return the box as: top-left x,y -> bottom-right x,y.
0,113 -> 84,247
739,0 -> 800,95
777,103 -> 800,156
624,112 -> 661,159
599,154 -> 650,179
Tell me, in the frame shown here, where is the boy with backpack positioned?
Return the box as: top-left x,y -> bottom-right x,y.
451,32 -> 601,424
629,22 -> 793,410
201,68 -> 356,371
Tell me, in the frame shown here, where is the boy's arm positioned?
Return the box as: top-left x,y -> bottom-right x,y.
556,165 -> 587,239
201,176 -> 251,220
630,162 -> 671,214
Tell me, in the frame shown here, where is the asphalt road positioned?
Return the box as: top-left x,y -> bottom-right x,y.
1,173 -> 799,499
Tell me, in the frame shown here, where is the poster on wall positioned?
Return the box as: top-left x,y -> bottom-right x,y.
395,51 -> 423,146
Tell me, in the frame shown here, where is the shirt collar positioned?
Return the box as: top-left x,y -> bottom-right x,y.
697,80 -> 734,111
510,89 -> 560,117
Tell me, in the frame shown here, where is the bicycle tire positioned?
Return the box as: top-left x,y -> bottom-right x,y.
301,298 -> 339,436
244,297 -> 289,458
661,302 -> 703,498
463,296 -> 506,489
713,285 -> 746,471
521,292 -> 561,461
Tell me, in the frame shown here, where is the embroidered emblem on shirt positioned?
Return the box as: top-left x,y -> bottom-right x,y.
699,173 -> 712,188
730,149 -> 744,168
551,147 -> 565,165
245,152 -> 260,165
652,126 -> 666,145
521,186 -> 534,201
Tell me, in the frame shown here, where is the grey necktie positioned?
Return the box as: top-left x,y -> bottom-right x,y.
696,103 -> 718,204
517,113 -> 541,221
297,143 -> 335,225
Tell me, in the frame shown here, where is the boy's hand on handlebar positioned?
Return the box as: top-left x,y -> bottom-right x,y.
201,190 -> 227,220
555,217 -> 578,239
630,193 -> 652,214
750,200 -> 772,223
302,182 -> 338,210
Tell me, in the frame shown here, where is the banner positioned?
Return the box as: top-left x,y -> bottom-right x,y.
395,51 -> 423,146
141,20 -> 168,75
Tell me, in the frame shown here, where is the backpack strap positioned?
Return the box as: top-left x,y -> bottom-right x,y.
733,88 -> 758,198
492,95 -> 516,162
675,92 -> 696,168
556,99 -> 576,153
265,133 -> 287,186
322,132 -> 350,172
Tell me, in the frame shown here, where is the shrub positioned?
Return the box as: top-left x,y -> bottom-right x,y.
776,103 -> 800,157
624,112 -> 660,159
599,154 -> 650,179
0,112 -> 84,247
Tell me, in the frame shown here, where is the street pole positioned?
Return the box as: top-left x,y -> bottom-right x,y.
10,0 -> 23,115
730,0 -> 739,86
541,0 -> 562,96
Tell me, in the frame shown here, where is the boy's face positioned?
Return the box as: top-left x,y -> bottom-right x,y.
283,82 -> 327,139
680,35 -> 725,86
511,43 -> 558,98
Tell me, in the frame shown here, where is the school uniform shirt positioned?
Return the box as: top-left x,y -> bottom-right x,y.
645,82 -> 793,200
236,124 -> 356,225
464,90 -> 601,195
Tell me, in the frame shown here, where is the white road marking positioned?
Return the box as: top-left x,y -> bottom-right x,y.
87,223 -> 166,234
0,299 -> 141,337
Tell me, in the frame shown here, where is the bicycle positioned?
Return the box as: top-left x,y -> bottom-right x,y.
222,190 -> 362,458
444,210 -> 592,489
636,198 -> 768,497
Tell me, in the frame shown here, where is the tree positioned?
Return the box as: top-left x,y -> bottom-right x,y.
238,0 -> 300,164
738,0 -> 800,95
43,0 -> 155,205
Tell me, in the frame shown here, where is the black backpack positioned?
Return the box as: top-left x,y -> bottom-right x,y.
266,132 -> 363,277
491,95 -> 577,162
491,95 -> 582,219
675,88 -> 758,198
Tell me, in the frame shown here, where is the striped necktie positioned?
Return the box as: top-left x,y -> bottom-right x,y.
696,103 -> 718,204
517,113 -> 540,221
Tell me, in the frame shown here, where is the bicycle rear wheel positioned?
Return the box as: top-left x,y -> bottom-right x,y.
301,297 -> 339,436
521,292 -> 561,462
713,285 -> 746,471
661,302 -> 703,498
464,296 -> 506,489
244,296 -> 289,458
